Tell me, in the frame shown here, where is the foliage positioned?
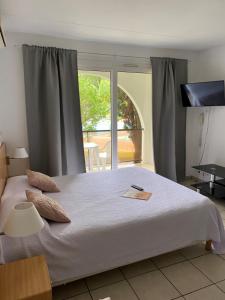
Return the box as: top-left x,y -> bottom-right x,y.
79,74 -> 141,130
79,74 -> 110,130
117,88 -> 141,129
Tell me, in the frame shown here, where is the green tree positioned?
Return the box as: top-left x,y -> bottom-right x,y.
79,74 -> 141,130
79,74 -> 110,130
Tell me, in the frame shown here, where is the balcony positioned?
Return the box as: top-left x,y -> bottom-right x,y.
83,128 -> 143,171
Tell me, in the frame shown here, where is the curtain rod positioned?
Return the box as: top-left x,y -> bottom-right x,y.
78,51 -> 150,60
13,44 -> 191,62
13,44 -> 150,60
78,51 -> 191,62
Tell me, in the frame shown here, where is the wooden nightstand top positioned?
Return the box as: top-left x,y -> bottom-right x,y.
0,255 -> 52,300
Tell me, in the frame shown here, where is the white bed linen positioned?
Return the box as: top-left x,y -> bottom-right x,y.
1,167 -> 225,285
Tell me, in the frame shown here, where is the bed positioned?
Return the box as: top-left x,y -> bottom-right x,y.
0,143 -> 225,286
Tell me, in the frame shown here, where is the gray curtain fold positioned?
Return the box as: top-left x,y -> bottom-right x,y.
151,57 -> 187,182
23,45 -> 85,176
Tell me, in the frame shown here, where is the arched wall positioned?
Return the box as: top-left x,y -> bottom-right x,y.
117,72 -> 153,164
117,84 -> 145,130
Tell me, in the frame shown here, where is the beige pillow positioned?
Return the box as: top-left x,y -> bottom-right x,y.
27,169 -> 60,192
26,190 -> 70,223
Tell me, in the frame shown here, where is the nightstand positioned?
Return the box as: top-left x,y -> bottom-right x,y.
0,255 -> 52,300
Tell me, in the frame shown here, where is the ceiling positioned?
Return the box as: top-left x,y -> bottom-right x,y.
1,0 -> 225,51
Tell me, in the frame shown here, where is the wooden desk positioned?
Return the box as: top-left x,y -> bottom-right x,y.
0,255 -> 52,300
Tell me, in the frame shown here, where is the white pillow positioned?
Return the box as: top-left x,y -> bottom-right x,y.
0,175 -> 41,232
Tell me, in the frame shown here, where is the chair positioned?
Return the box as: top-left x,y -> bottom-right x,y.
84,142 -> 100,172
99,141 -> 111,170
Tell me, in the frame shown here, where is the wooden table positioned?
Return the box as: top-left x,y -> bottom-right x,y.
0,255 -> 52,300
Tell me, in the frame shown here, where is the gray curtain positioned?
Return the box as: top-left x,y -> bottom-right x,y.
23,45 -> 85,176
151,57 -> 187,182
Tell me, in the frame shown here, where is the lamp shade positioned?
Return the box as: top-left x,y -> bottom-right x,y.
12,147 -> 29,159
3,202 -> 44,237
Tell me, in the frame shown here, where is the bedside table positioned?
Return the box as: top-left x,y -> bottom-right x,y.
0,255 -> 52,300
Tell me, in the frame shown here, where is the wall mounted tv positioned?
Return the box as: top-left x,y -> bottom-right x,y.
181,80 -> 225,107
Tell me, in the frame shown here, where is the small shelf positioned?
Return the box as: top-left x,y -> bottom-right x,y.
192,181 -> 225,198
215,179 -> 225,187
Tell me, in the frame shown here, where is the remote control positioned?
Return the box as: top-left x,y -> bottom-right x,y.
131,184 -> 144,191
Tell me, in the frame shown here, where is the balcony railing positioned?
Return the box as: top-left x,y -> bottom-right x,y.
83,128 -> 143,163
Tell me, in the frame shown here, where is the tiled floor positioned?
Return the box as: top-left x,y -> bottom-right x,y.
53,178 -> 225,300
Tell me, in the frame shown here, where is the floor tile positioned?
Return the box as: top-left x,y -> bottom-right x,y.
191,254 -> 225,283
161,261 -> 211,294
68,293 -> 92,300
53,280 -> 88,300
181,243 -> 208,259
86,269 -> 124,290
129,270 -> 180,300
184,285 -> 225,300
216,206 -> 225,213
181,177 -> 200,187
214,200 -> 225,212
91,280 -> 138,300
217,280 -> 225,292
220,210 -> 225,219
121,258 -> 156,279
152,250 -> 186,268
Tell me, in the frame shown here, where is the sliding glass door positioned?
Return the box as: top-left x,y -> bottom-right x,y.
78,70 -> 112,172
78,57 -> 153,172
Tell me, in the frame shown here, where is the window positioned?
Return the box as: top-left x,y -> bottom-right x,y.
77,54 -> 153,172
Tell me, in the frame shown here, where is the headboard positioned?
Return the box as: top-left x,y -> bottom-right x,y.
0,143 -> 7,198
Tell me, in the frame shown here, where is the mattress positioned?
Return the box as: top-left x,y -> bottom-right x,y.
1,167 -> 225,285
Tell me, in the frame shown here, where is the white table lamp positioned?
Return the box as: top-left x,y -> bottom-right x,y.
3,202 -> 44,237
12,147 -> 29,159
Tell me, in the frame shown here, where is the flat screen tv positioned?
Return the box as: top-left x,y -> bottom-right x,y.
181,80 -> 225,107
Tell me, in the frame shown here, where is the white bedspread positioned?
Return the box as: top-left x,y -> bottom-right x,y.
1,167 -> 225,285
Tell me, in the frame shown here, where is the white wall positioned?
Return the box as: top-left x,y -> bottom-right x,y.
0,46 -> 28,155
0,31 -> 198,172
117,72 -> 152,164
186,44 -> 225,178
